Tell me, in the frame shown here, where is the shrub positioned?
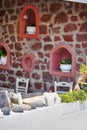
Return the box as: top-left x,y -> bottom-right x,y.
75,90 -> 87,103
60,58 -> 71,64
59,90 -> 87,103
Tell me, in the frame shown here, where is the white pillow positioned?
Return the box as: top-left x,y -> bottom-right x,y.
5,91 -> 11,108
5,91 -> 23,109
8,92 -> 22,105
43,92 -> 61,106
0,109 -> 4,119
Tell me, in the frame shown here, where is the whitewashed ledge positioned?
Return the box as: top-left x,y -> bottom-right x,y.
0,87 -> 14,92
11,92 -> 87,115
62,100 -> 87,115
22,98 -> 87,115
0,90 -> 87,116
0,101 -> 87,119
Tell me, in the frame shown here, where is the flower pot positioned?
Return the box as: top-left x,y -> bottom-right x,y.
1,56 -> 7,65
78,100 -> 87,111
26,26 -> 36,34
62,100 -> 87,115
62,101 -> 78,115
0,59 -> 1,64
60,64 -> 72,72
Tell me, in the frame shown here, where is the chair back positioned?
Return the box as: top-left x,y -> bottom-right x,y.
54,81 -> 73,94
16,77 -> 29,94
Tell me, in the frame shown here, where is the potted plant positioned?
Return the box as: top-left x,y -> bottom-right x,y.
59,90 -> 87,114
0,50 -> 7,65
59,91 -> 77,114
77,64 -> 87,92
0,50 -> 2,64
60,90 -> 87,103
60,58 -> 72,72
26,23 -> 36,34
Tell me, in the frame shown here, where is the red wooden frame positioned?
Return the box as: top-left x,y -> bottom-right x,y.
19,4 -> 39,39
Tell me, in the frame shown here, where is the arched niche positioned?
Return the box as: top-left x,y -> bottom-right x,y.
49,43 -> 76,77
0,42 -> 10,69
22,53 -> 34,73
19,4 -> 39,39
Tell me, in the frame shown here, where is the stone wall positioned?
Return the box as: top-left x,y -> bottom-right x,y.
0,0 -> 87,92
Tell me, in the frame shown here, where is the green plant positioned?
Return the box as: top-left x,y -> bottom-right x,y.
79,64 -> 87,77
60,58 -> 71,64
27,23 -> 36,26
77,64 -> 87,85
75,90 -> 87,103
59,92 -> 76,103
0,50 -> 2,57
59,90 -> 87,103
30,23 -> 36,26
1,50 -> 7,57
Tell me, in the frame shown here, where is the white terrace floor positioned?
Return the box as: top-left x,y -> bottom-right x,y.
0,104 -> 87,130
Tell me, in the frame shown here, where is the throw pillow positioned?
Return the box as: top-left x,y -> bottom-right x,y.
42,92 -> 61,106
29,102 -> 37,109
8,92 -> 22,105
1,107 -> 10,115
29,99 -> 46,109
34,100 -> 46,107
22,104 -> 31,111
0,91 -> 6,108
12,106 -> 23,113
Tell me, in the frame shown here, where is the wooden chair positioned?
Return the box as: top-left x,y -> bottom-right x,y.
16,77 -> 29,94
54,81 -> 73,94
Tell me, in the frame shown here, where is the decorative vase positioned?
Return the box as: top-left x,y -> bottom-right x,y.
78,100 -> 87,111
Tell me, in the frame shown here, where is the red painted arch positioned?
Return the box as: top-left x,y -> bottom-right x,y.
0,42 -> 10,69
19,4 -> 39,39
49,43 -> 76,77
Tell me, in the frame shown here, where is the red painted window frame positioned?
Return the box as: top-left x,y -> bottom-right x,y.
19,4 -> 39,39
0,42 -> 10,69
49,43 -> 76,77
